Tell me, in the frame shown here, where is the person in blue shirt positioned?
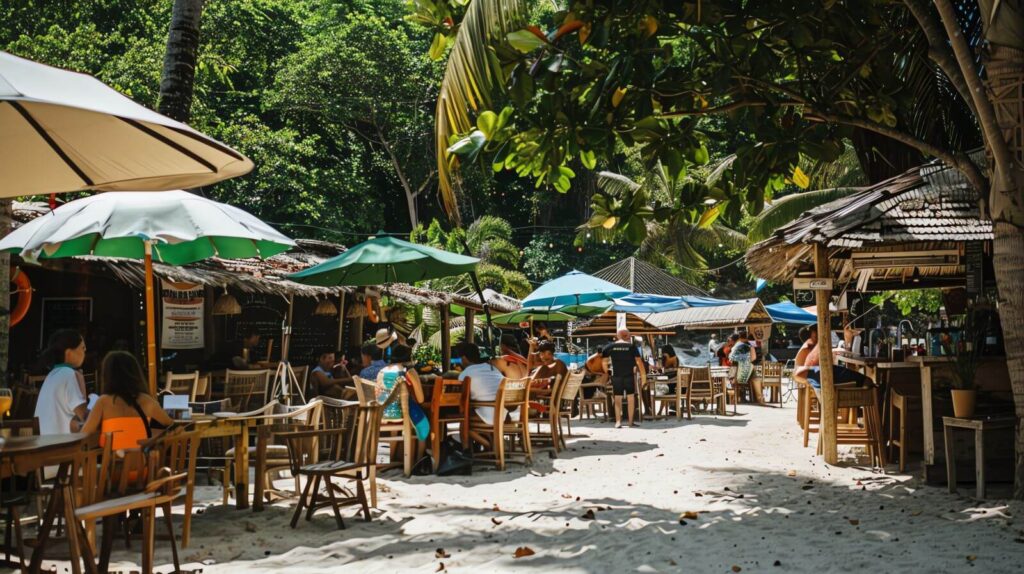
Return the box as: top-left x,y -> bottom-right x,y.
359,341 -> 387,382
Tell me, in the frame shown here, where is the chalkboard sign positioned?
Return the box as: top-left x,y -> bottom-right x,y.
793,289 -> 815,307
230,294 -> 339,366
40,297 -> 92,348
964,241 -> 984,295
846,292 -> 865,329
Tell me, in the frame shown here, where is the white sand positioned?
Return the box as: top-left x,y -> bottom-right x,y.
47,403 -> 1024,573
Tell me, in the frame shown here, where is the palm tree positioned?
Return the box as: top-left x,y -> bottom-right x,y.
158,0 -> 205,123
578,165 -> 749,280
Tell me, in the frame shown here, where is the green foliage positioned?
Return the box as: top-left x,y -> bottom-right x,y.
410,216 -> 532,298
869,290 -> 943,317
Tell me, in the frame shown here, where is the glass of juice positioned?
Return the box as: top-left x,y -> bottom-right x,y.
0,388 -> 12,427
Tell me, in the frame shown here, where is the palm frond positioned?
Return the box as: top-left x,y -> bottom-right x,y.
435,0 -> 530,225
747,187 -> 864,242
596,171 -> 642,195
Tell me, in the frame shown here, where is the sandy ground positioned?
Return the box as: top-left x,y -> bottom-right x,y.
36,402 -> 1024,573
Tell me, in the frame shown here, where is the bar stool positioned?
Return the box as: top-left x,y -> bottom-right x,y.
800,381 -> 820,447
888,389 -> 921,472
820,386 -> 886,467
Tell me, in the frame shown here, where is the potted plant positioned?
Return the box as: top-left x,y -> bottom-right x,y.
950,313 -> 981,418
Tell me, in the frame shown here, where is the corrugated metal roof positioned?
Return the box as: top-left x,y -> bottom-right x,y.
647,298 -> 772,330
593,257 -> 709,297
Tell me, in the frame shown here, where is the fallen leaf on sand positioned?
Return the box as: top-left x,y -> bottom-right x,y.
436,563 -> 445,572
787,470 -> 797,477
581,509 -> 596,520
435,549 -> 451,559
561,494 -> 572,499
244,522 -> 257,533
669,559 -> 678,566
514,547 -> 535,559
911,511 -> 922,517
491,517 -> 503,526
966,555 -> 976,562
682,511 -> 699,520
493,505 -> 501,512
849,519 -> 859,526
732,566 -> 742,572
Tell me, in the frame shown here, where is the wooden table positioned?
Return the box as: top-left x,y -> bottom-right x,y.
907,356 -> 956,466
942,415 -> 1015,498
0,433 -> 90,574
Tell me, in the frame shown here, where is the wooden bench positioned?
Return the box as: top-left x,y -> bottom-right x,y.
943,415 -> 1015,499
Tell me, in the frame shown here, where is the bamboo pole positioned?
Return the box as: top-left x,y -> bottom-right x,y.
336,292 -> 346,351
465,308 -> 476,343
144,241 -> 158,396
814,243 -> 838,464
440,304 -> 452,370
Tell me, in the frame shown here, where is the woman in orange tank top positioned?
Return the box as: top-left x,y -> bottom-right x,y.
81,351 -> 174,486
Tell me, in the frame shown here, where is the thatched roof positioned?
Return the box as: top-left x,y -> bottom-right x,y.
11,203 -> 520,312
593,257 -> 709,297
647,298 -> 772,330
746,152 -> 991,289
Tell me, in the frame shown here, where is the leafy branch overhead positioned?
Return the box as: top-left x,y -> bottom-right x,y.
413,0 -> 982,226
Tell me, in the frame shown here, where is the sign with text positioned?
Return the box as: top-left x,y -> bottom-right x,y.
160,280 -> 205,349
793,277 -> 834,291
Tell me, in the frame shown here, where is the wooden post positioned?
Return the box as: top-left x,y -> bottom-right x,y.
465,308 -> 476,343
144,241 -> 158,396
440,304 -> 452,370
814,243 -> 838,464
336,292 -> 346,351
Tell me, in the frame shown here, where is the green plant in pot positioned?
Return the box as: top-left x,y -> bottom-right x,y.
950,312 -> 982,418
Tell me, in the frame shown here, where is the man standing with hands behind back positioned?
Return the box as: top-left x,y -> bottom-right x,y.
602,328 -> 646,429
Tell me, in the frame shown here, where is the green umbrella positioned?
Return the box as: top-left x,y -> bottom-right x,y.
288,234 -> 479,286
1,190 -> 295,393
491,308 -> 579,325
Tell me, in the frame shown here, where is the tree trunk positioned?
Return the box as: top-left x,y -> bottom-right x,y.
158,0 -> 205,123
978,1 -> 1024,497
0,199 -> 11,383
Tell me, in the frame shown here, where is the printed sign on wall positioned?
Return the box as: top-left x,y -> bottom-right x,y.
161,280 -> 205,349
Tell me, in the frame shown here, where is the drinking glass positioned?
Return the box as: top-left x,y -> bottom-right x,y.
0,388 -> 11,428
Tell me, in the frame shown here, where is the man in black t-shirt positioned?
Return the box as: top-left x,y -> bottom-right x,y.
601,328 -> 646,428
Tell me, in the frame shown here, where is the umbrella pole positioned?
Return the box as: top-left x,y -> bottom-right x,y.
144,241 -> 158,396
467,271 -> 493,349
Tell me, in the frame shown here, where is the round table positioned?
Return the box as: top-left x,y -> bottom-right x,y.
1,432 -> 90,573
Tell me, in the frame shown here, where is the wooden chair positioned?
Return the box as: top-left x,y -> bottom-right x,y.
281,403 -> 384,530
74,462 -> 187,574
801,381 -> 821,447
557,368 -> 581,446
424,376 -> 471,472
684,366 -> 719,419
0,418 -> 39,569
163,371 -> 200,401
354,375 -> 416,478
652,370 -> 689,421
530,374 -> 565,455
555,371 -> 585,450
579,374 -> 609,420
194,373 -> 211,401
469,378 -> 532,471
12,375 -> 46,420
758,362 -> 784,407
222,401 -> 318,506
223,369 -> 271,412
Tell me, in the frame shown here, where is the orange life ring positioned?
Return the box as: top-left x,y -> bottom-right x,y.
365,297 -> 379,323
10,267 -> 31,327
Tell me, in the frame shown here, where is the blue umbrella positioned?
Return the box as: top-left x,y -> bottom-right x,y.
610,293 -> 689,313
522,270 -> 631,309
765,301 -> 818,325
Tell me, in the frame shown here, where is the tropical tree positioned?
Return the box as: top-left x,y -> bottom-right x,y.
410,216 -> 532,298
158,0 -> 205,122
578,165 -> 749,278
414,0 -> 1024,494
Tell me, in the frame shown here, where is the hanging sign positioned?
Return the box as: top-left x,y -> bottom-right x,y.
793,277 -> 834,290
161,280 -> 205,349
615,312 -> 627,332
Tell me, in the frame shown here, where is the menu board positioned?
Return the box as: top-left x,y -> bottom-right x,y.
40,297 -> 92,348
793,289 -> 815,307
964,241 -> 984,295
231,294 -> 339,365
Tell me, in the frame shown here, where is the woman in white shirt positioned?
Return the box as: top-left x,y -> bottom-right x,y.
34,329 -> 88,435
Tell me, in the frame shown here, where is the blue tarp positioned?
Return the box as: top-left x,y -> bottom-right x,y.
765,301 -> 817,325
680,295 -> 736,307
610,293 -> 689,313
